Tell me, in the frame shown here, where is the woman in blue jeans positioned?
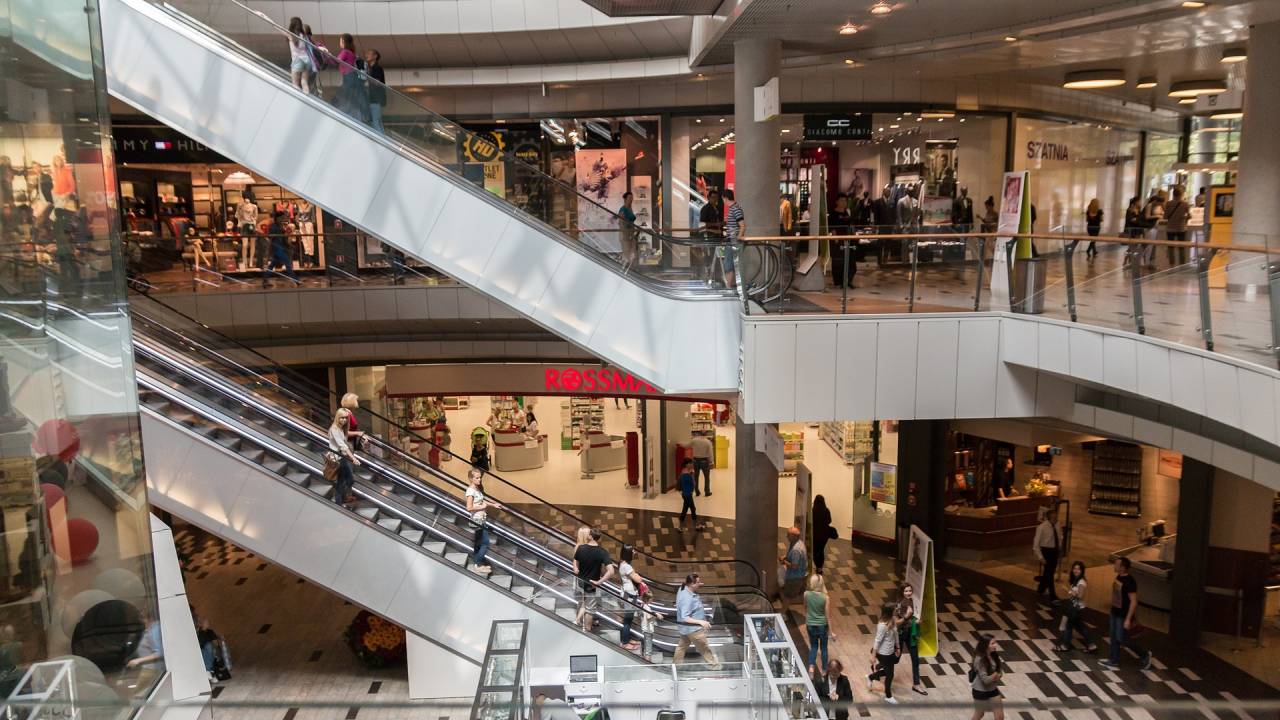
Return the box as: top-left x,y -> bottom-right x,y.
328,408 -> 359,506
804,574 -> 831,669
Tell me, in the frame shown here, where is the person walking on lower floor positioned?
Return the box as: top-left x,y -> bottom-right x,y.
866,604 -> 900,704
674,573 -> 721,669
1033,506 -> 1061,601
804,574 -> 831,670
970,635 -> 1004,720
1102,557 -> 1151,670
678,459 -> 705,530
779,526 -> 807,607
690,432 -> 714,496
1054,560 -> 1098,653
896,583 -> 927,695
812,494 -> 832,573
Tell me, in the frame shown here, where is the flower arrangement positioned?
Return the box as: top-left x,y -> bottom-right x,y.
345,611 -> 407,668
1024,477 -> 1048,497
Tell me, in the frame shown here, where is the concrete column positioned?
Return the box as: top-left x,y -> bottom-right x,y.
735,420 -> 780,592
1169,457 -> 1213,647
1188,124 -> 1218,205
895,420 -> 950,561
1228,20 -> 1280,288
670,116 -> 692,268
733,38 -> 781,240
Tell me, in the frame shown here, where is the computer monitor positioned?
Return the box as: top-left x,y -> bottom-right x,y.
569,655 -> 597,675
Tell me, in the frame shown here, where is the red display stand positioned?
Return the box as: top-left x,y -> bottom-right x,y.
625,431 -> 639,487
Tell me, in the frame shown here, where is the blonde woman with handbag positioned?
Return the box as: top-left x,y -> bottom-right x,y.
328,408 -> 360,506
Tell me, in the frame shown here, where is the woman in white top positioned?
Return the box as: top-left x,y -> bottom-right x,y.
465,468 -> 502,573
523,408 -> 540,438
328,408 -> 360,506
285,17 -> 314,93
617,545 -> 644,650
866,604 -> 900,704
1053,560 -> 1098,653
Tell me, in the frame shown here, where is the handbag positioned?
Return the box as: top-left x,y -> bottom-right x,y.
828,526 -> 838,540
323,451 -> 340,482
469,509 -> 487,528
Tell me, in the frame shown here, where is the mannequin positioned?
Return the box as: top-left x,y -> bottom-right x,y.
951,186 -> 974,232
871,185 -> 895,229
896,184 -> 921,233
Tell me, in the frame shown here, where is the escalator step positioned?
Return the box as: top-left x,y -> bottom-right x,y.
512,586 -> 534,600
377,518 -> 401,533
533,596 -> 557,611
554,607 -> 576,621
262,459 -> 287,473
284,472 -> 310,485
424,541 -> 446,555
355,507 -> 379,520
444,552 -> 467,566
489,574 -> 513,590
310,482 -> 334,498
399,529 -> 424,545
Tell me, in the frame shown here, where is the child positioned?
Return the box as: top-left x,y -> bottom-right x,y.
639,588 -> 661,661
470,431 -> 490,472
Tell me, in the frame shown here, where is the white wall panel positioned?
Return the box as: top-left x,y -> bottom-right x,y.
751,322 -> 797,421
1067,327 -> 1104,383
954,318 -> 999,418
1212,442 -> 1255,479
1169,351 -> 1207,416
834,321 -> 877,421
794,323 -> 837,420
245,94 -> 337,192
1094,407 -> 1134,438
588,280 -> 675,385
1237,370 -> 1277,445
274,497 -> 362,587
994,363 -> 1037,418
1135,342 -> 1172,403
1202,360 -> 1241,427
914,321 -> 959,419
476,221 -> 568,310
1171,428 -> 1213,464
407,633 -> 481,699
1035,323 -> 1069,375
874,321 -> 918,419
1132,418 -> 1174,450
331,525 -> 423,615
1001,317 -> 1037,367
1102,335 -> 1138,393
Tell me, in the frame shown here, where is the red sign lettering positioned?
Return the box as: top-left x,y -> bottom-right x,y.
543,367 -> 656,396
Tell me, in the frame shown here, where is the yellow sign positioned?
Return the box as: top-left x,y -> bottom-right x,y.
1206,185 -> 1234,288
463,130 -> 506,163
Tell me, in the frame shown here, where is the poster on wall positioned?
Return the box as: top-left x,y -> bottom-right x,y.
725,142 -> 736,194
924,140 -> 958,198
869,462 -> 897,504
575,148 -> 628,253
847,168 -> 874,203
905,525 -> 939,658
482,161 -> 505,197
631,176 -> 659,264
920,196 -> 953,226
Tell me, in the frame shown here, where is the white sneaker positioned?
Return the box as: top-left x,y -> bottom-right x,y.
884,697 -> 899,705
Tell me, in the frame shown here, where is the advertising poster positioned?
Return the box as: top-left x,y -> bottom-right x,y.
575,149 -> 627,254
920,196 -> 953,226
869,462 -> 897,504
905,525 -> 939,657
991,170 -> 1030,306
924,140 -> 958,198
631,176 -> 658,264
482,161 -> 505,198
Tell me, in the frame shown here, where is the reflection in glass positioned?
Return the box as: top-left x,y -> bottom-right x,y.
482,653 -> 518,687
0,0 -> 163,712
475,691 -> 515,720
491,621 -> 524,651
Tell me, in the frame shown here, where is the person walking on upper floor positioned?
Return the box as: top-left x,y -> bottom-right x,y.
1164,186 -> 1191,266
674,573 -> 721,670
617,191 -> 638,269
812,495 -> 833,573
780,193 -> 794,235
1085,199 -> 1103,259
829,194 -> 856,289
721,189 -> 744,290
364,49 -> 386,133
1053,560 -> 1098,653
328,407 -> 359,507
465,468 -> 502,574
285,17 -> 313,94
689,432 -> 714,496
677,459 -> 705,531
263,211 -> 299,285
1101,556 -> 1151,670
866,604 -> 900,705
896,583 -> 927,696
779,526 -> 807,605
804,574 -> 831,671
970,635 -> 1004,720
1033,506 -> 1061,601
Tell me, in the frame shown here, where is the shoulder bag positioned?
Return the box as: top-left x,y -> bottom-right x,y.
323,451 -> 340,482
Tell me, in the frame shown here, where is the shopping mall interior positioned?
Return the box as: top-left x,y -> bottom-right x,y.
2,0 -> 1279,719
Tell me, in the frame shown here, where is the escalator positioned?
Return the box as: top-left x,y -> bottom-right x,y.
129,293 -> 770,673
98,0 -> 742,395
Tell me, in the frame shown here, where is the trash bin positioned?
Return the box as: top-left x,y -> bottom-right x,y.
1012,256 -> 1047,314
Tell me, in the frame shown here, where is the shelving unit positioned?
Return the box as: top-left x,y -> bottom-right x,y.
780,431 -> 804,477
1089,440 -> 1142,517
819,421 -> 875,464
491,396 -> 521,428
690,403 -> 715,435
1268,493 -> 1279,587
560,397 -> 604,450
441,396 -> 469,411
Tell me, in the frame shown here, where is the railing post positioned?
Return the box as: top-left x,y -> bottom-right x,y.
972,237 -> 986,311
841,243 -> 850,314
907,238 -> 919,313
1128,244 -> 1147,335
1268,253 -> 1280,368
1004,240 -> 1016,312
1064,240 -> 1080,322
1197,248 -> 1218,352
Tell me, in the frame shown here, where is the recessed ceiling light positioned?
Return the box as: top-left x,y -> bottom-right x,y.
495,119 -> 506,124
1178,97 -> 1198,104
1135,76 -> 1158,89
696,72 -> 705,78
844,58 -> 855,65
1209,110 -> 1243,119
889,124 -> 899,128
695,118 -> 702,123
959,118 -> 966,122
1168,78 -> 1228,97
870,1 -> 893,15
839,21 -> 859,35
915,117 -> 922,122
1063,69 -> 1126,89
1004,35 -> 1017,42
1221,47 -> 1246,63
1180,1 -> 1206,7
781,128 -> 790,133
718,117 -> 725,123
920,110 -> 955,119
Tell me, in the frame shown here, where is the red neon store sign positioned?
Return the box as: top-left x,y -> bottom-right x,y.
544,368 -> 658,395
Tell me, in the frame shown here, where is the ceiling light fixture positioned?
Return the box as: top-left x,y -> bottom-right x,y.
1168,78 -> 1228,97
839,21 -> 859,35
1180,1 -> 1206,7
1221,47 -> 1246,63
1062,69 -> 1126,89
1135,76 -> 1158,89
1178,97 -> 1198,104
844,58 -> 855,65
1004,35 -> 1017,42
781,128 -> 790,133
920,110 -> 955,119
1209,110 -> 1243,119
889,124 -> 899,128
869,1 -> 893,15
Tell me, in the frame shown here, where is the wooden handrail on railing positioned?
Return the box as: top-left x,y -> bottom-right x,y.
740,231 -> 1271,255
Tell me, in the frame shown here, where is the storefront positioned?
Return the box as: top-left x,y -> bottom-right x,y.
1012,118 -> 1141,235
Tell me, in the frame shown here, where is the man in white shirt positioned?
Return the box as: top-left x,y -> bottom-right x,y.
690,433 -> 714,496
1033,506 -> 1061,601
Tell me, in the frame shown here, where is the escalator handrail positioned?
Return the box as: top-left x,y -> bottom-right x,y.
135,363 -> 756,636
129,291 -> 766,589
135,374 -> 721,653
135,0 -> 737,301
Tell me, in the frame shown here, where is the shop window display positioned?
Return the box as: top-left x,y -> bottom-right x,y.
0,0 -> 166,709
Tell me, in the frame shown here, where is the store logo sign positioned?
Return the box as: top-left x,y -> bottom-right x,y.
1026,141 -> 1070,161
544,368 -> 658,394
892,146 -> 922,165
803,114 -> 872,140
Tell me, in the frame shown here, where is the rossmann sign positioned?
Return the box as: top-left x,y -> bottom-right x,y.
384,363 -> 684,400
544,367 -> 658,394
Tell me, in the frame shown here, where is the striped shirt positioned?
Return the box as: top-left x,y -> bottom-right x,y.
726,202 -> 745,241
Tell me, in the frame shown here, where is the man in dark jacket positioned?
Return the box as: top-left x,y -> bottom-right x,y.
364,49 -> 386,133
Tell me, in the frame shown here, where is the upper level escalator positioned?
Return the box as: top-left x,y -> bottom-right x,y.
127,292 -> 771,663
97,0 -> 742,394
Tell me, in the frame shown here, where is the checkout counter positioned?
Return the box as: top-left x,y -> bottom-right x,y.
580,431 -> 626,474
944,495 -> 1056,557
493,429 -> 548,472
1109,535 -> 1176,611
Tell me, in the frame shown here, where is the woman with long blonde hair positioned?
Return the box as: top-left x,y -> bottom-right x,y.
805,573 -> 831,670
328,407 -> 360,505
